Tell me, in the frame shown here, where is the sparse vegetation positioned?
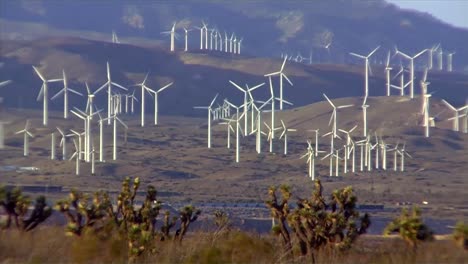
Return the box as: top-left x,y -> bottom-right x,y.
384,206 -> 434,250
0,186 -> 52,231
55,177 -> 201,262
453,221 -> 468,250
266,180 -> 370,262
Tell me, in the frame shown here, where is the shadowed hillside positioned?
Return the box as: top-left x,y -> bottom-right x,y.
0,37 -> 467,117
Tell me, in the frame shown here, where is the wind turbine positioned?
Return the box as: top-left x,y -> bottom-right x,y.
33,66 -> 63,126
237,38 -> 243,54
361,97 -> 369,137
384,51 -> 392,96
183,27 -> 192,52
428,44 -> 440,70
50,132 -> 56,160
446,52 -> 455,72
222,104 -> 245,163
307,129 -> 321,157
323,94 -> 353,138
51,70 -> 83,119
349,46 -> 380,98
300,140 -> 316,180
161,22 -> 177,52
146,82 -> 174,125
0,121 -> 9,149
264,57 -> 293,110
194,94 -> 218,148
339,125 -> 357,173
56,127 -> 68,160
112,30 -> 120,44
395,48 -> 428,98
110,105 -> 128,160
229,33 -> 234,53
264,122 -> 281,153
95,62 -> 128,125
398,143 -> 412,172
230,80 -> 265,133
70,139 -> 80,176
442,99 -> 468,131
279,120 -> 296,155
15,120 -> 33,156
134,73 -> 153,127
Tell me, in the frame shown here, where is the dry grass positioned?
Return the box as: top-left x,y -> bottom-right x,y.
0,228 -> 467,264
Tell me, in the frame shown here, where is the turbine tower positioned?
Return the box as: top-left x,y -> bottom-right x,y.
51,70 -> 83,119
33,66 -> 63,126
349,46 -> 380,98
146,82 -> 174,125
323,93 -> 353,138
395,48 -> 428,99
194,94 -> 218,148
264,57 -> 293,110
95,62 -> 128,125
230,80 -> 265,133
15,120 -> 34,156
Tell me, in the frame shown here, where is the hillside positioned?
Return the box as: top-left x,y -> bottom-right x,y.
0,37 -> 467,117
1,0 -> 468,70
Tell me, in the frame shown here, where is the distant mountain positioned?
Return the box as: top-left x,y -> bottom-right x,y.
0,37 -> 466,117
1,0 -> 468,70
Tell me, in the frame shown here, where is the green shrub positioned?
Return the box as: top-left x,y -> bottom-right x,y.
453,221 -> 468,250
384,206 -> 434,250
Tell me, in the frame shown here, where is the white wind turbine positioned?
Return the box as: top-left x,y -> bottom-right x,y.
146,82 -> 174,125
398,143 -> 412,172
230,80 -> 265,133
69,129 -> 84,161
95,62 -> 128,125
264,122 -> 281,153
339,125 -> 357,173
249,98 -> 271,154
264,57 -> 293,110
323,94 -> 353,138
50,132 -> 56,160
361,96 -> 370,137
183,27 -> 192,52
300,140 -> 316,180
33,66 -> 63,126
229,33 -> 234,53
70,138 -> 80,176
194,94 -> 218,148
56,127 -> 68,160
349,46 -> 380,98
237,38 -> 243,54
307,129 -> 321,157
161,22 -> 177,52
428,44 -> 440,70
0,121 -> 9,149
395,48 -> 428,98
15,120 -> 33,156
135,73 -> 152,127
110,105 -> 128,160
219,119 -> 235,149
390,64 -> 410,96
384,51 -> 392,96
224,32 -> 228,52
446,52 -> 455,72
442,99 -> 468,131
51,70 -> 83,119
222,104 -> 245,163
279,120 -> 296,155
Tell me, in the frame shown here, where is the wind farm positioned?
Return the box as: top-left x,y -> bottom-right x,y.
0,1 -> 468,262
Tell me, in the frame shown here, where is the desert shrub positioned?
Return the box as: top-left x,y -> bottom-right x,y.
384,206 -> 434,250
0,186 -> 52,231
55,177 -> 201,262
266,180 -> 370,263
453,221 -> 468,250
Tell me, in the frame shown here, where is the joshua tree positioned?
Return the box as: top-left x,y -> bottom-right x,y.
266,180 -> 370,263
175,205 -> 201,242
265,185 -> 293,256
453,221 -> 468,250
0,186 -> 52,231
384,206 -> 433,250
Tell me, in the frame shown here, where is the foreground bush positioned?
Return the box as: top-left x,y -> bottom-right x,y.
384,206 -> 434,250
0,186 -> 52,231
453,221 -> 468,250
55,177 -> 200,262
265,179 -> 370,263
